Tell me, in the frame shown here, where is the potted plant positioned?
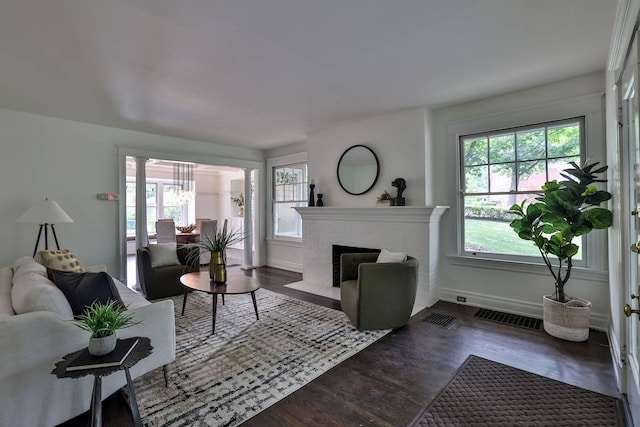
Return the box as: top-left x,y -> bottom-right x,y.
190,227 -> 247,283
73,300 -> 138,356
509,161 -> 613,341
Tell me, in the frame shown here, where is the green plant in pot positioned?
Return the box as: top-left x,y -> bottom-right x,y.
189,227 -> 247,283
509,161 -> 612,342
73,300 -> 138,356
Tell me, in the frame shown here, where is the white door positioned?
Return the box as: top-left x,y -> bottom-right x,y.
622,34 -> 640,427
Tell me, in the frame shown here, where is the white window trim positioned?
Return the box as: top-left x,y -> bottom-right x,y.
447,92 -> 608,273
266,151 -> 307,242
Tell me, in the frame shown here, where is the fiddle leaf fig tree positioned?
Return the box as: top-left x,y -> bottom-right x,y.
508,161 -> 612,303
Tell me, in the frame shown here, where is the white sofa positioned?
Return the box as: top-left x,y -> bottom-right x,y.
0,256 -> 176,427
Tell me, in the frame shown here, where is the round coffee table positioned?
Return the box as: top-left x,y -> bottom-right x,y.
180,271 -> 261,334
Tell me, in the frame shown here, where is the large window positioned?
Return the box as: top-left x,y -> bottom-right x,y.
460,117 -> 584,260
273,163 -> 308,239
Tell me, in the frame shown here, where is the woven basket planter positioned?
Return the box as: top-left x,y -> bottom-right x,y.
543,294 -> 592,342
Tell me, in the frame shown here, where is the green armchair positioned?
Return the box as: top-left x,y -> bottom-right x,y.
340,252 -> 418,330
137,244 -> 200,299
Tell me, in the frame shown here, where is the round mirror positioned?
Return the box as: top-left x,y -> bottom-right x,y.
337,145 -> 379,195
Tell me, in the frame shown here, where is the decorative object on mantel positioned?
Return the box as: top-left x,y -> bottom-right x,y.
391,178 -> 407,206
231,193 -> 244,217
376,190 -> 392,206
309,180 -> 316,207
316,194 -> 324,206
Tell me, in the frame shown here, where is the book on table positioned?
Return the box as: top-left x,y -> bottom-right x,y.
66,337 -> 139,371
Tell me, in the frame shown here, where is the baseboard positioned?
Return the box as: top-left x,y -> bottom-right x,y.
608,324 -> 625,392
265,258 -> 303,273
439,287 -> 608,331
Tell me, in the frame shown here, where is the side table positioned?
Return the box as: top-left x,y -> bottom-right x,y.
52,336 -> 152,427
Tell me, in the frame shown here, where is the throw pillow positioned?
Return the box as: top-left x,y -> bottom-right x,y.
148,242 -> 181,268
48,269 -> 123,316
34,249 -> 84,272
376,249 -> 407,263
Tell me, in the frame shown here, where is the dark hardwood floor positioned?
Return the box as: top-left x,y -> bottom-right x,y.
60,263 -> 626,426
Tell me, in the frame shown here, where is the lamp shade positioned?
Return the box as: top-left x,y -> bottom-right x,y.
17,199 -> 73,224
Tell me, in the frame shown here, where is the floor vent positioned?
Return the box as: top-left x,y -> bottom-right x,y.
474,308 -> 541,330
423,313 -> 457,328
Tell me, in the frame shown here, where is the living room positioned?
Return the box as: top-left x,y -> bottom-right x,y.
0,1 -> 637,426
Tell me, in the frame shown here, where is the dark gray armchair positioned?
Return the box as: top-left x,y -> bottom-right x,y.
137,244 -> 200,299
340,252 -> 418,330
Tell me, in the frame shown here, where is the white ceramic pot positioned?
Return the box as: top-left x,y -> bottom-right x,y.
543,294 -> 592,342
88,333 -> 117,356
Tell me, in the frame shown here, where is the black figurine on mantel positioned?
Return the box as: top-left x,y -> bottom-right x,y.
391,178 -> 406,206
309,183 -> 316,207
316,193 -> 324,206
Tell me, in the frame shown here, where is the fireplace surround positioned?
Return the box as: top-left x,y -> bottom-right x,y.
294,206 -> 448,312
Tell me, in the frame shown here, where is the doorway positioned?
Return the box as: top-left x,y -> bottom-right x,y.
118,150 -> 262,290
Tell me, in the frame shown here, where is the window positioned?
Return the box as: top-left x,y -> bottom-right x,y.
125,180 -> 189,236
460,117 -> 584,260
273,163 -> 308,239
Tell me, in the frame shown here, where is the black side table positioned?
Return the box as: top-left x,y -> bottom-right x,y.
52,336 -> 152,427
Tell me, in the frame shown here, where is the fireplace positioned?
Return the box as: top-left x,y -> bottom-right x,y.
332,245 -> 380,287
294,206 -> 449,311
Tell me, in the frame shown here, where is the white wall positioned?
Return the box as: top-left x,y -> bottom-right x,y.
307,107 -> 428,207
432,72 -> 611,329
0,107 -> 263,276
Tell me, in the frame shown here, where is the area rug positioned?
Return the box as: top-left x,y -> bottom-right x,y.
409,355 -> 625,426
132,288 -> 389,426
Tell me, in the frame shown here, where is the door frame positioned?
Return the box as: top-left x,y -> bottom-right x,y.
116,146 -> 266,282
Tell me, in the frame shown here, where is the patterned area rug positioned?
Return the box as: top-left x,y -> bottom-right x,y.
133,288 -> 389,426
409,355 -> 625,426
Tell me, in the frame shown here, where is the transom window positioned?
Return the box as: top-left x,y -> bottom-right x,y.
272,163 -> 308,239
460,117 -> 584,259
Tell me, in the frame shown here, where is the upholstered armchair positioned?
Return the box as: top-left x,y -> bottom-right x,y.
340,252 -> 418,330
137,243 -> 200,299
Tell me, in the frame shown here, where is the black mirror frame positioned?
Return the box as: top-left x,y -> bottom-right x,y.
337,144 -> 380,195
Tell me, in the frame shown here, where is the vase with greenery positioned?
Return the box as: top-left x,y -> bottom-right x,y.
508,161 -> 612,340
73,300 -> 138,356
191,227 -> 247,283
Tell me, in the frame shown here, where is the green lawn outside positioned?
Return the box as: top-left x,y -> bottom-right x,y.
464,218 -> 582,260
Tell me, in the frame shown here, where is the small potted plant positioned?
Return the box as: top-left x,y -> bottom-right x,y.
73,300 -> 138,356
509,161 -> 612,341
190,227 -> 247,283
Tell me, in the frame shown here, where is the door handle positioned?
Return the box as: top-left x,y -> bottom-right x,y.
625,304 -> 640,317
632,242 -> 640,253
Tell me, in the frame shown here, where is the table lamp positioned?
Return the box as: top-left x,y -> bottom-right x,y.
17,198 -> 74,256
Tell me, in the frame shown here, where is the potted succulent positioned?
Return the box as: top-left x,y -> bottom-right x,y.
190,226 -> 247,283
73,300 -> 138,356
509,161 -> 612,341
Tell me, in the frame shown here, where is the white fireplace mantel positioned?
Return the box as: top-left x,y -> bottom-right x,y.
294,206 -> 449,312
294,206 -> 449,222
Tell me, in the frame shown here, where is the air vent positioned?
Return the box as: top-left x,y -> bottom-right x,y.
474,308 -> 541,330
423,313 -> 457,328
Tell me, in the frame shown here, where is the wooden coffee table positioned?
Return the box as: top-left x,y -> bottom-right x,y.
180,271 -> 261,334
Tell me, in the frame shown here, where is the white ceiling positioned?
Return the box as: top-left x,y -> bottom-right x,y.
0,0 -> 617,150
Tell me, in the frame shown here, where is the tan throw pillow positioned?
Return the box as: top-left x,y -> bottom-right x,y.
376,249 -> 407,263
34,249 -> 84,272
